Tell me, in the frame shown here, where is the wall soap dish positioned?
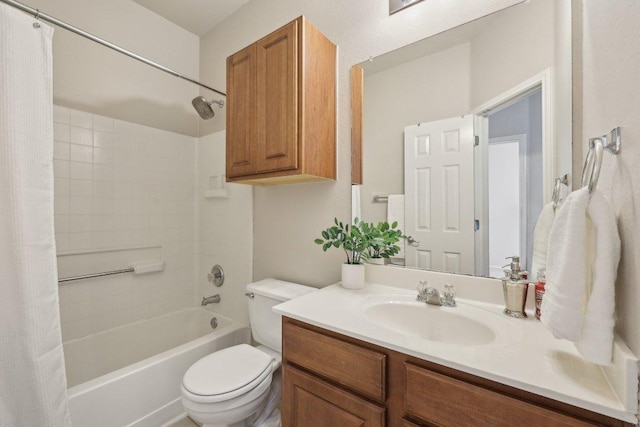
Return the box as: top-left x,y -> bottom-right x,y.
204,175 -> 229,199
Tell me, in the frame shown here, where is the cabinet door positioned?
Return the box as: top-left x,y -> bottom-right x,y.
405,363 -> 599,427
226,44 -> 256,178
283,364 -> 385,427
255,19 -> 298,174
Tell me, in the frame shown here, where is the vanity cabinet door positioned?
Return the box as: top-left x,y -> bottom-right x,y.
404,363 -> 599,427
282,364 -> 386,427
255,20 -> 298,175
226,44 -> 257,178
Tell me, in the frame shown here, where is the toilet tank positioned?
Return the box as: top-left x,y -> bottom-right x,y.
246,279 -> 316,352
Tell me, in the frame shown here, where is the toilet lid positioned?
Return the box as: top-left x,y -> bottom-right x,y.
182,344 -> 274,400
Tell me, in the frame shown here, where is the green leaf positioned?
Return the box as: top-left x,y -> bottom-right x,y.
314,238 -> 324,245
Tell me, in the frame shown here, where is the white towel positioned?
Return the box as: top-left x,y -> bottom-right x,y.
531,202 -> 555,277
541,187 -> 620,365
574,189 -> 620,364
351,185 -> 361,223
387,195 -> 405,258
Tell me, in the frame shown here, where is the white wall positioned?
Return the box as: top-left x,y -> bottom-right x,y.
470,0 -> 556,108
578,1 -> 640,358
361,43 -> 471,224
200,0 -> 523,287
197,132 -> 253,325
54,106 -> 197,341
27,0 -> 201,136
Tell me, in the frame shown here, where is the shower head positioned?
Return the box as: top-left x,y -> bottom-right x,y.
192,96 -> 225,120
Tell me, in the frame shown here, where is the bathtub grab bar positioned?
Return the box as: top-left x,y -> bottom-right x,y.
58,267 -> 134,283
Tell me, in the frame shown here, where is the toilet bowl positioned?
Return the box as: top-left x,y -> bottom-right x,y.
181,279 -> 315,427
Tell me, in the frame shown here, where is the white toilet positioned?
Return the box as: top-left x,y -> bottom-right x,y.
181,279 -> 316,427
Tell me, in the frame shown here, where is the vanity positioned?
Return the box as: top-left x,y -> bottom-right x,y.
274,266 -> 638,427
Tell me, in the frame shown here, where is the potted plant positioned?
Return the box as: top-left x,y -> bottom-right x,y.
362,221 -> 406,265
315,218 -> 370,289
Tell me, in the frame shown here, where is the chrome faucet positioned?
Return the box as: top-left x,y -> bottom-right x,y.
416,282 -> 456,307
201,294 -> 221,306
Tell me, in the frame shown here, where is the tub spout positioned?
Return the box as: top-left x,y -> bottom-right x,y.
201,294 -> 221,306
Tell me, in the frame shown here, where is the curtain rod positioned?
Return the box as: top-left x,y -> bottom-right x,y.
0,0 -> 226,97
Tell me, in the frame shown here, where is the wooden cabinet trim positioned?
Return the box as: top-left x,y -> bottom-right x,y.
299,16 -> 336,180
283,320 -> 387,402
400,418 -> 422,427
226,44 -> 257,178
351,65 -> 364,185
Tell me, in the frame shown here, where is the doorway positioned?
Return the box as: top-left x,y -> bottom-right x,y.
486,89 -> 543,276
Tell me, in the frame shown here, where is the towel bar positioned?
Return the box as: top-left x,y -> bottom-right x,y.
58,267 -> 134,283
58,261 -> 164,283
372,195 -> 389,203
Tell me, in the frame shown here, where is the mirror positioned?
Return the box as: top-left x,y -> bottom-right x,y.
353,0 -> 572,278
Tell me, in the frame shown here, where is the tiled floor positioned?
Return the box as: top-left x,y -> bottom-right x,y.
168,415 -> 199,427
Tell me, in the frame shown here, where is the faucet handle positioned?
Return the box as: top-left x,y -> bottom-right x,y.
417,280 -> 429,292
442,284 -> 457,307
417,280 -> 429,301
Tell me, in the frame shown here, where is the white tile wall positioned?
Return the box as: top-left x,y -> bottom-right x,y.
197,131 -> 253,326
54,106 -> 197,341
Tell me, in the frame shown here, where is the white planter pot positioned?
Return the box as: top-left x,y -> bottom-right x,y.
341,263 -> 365,289
368,257 -> 385,265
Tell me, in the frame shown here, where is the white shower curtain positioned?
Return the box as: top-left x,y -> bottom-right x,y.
0,4 -> 71,426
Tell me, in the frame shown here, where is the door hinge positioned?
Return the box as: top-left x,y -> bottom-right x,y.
474,135 -> 480,146
474,219 -> 480,231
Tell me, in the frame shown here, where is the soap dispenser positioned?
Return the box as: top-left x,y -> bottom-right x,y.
502,255 -> 529,318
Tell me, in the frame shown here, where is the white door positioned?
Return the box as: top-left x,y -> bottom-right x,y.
404,116 -> 475,274
487,134 -> 528,277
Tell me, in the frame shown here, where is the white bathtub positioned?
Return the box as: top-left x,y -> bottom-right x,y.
64,307 -> 251,427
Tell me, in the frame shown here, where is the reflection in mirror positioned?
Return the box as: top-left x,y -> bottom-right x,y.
353,0 -> 572,278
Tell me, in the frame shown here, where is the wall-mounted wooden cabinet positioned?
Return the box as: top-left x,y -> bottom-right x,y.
282,317 -> 631,427
226,17 -> 336,186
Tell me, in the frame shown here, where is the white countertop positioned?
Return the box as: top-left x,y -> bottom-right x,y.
274,281 -> 638,424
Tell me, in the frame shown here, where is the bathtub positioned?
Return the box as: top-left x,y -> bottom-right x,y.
63,307 -> 251,427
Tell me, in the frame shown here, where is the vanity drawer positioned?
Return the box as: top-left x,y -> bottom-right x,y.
404,363 -> 598,427
283,320 -> 387,402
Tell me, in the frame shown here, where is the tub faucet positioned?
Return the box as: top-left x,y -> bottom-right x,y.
201,294 -> 221,306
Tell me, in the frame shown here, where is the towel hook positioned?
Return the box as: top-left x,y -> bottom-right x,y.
552,174 -> 569,212
581,138 -> 604,195
580,127 -> 621,195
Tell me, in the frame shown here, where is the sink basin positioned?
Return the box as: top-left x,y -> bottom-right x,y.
361,295 -> 522,346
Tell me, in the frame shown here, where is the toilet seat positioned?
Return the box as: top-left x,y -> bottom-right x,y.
182,344 -> 275,404
181,370 -> 273,414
